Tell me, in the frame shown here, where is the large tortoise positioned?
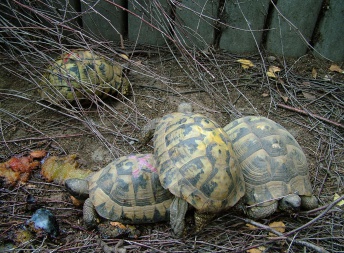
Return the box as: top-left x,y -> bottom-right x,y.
40,49 -> 130,102
151,103 -> 245,237
223,116 -> 318,219
65,154 -> 173,228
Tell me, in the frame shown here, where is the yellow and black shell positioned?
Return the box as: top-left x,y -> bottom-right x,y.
88,154 -> 173,224
223,116 -> 313,207
153,112 -> 245,213
40,49 -> 130,101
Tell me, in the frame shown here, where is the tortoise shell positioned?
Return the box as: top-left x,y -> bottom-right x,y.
88,154 -> 173,224
40,49 -> 130,101
223,116 -> 313,207
153,112 -> 245,213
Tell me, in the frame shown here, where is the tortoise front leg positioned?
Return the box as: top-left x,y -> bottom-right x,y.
170,197 -> 188,238
83,198 -> 98,228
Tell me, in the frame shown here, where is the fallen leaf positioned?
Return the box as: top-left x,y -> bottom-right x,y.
70,196 -> 84,207
266,71 -> 276,78
334,193 -> 344,206
119,53 -> 129,60
266,65 -> 282,78
329,64 -> 344,73
262,92 -> 269,97
110,222 -> 127,230
268,65 -> 282,73
281,95 -> 288,103
246,223 -> 257,230
312,68 -> 317,78
268,221 -> 285,236
302,91 -> 316,100
247,249 -> 262,253
237,59 -> 255,69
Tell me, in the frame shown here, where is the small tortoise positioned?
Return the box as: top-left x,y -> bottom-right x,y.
151,103 -> 245,237
40,49 -> 130,102
65,154 -> 173,228
223,116 -> 318,219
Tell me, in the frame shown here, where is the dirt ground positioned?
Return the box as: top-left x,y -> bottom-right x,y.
0,50 -> 343,252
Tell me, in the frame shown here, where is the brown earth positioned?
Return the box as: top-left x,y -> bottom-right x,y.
0,51 -> 343,252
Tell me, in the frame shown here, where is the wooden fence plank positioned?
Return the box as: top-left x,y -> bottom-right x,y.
81,0 -> 126,42
219,0 -> 270,54
128,0 -> 170,46
175,0 -> 219,50
265,0 -> 323,58
313,0 -> 344,62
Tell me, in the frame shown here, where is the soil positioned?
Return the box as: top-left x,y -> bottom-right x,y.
0,51 -> 343,252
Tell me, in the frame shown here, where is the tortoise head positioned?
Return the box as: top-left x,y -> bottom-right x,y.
279,194 -> 301,213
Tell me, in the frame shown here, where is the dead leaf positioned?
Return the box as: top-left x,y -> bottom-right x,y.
246,223 -> 257,230
312,68 -> 317,78
266,71 -> 276,78
110,222 -> 126,230
268,221 -> 285,237
262,92 -> 269,97
302,91 -> 316,100
268,65 -> 281,73
70,196 -> 84,207
281,95 -> 288,103
119,54 -> 129,60
266,66 -> 281,78
334,193 -> 344,206
329,64 -> 344,73
237,59 -> 255,69
247,249 -> 262,253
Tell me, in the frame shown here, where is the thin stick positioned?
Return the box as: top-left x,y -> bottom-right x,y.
284,195 -> 344,236
277,103 -> 344,129
242,218 -> 329,253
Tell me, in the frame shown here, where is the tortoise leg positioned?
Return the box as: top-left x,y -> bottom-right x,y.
194,212 -> 216,233
300,195 -> 318,210
83,198 -> 98,228
170,197 -> 188,237
247,201 -> 278,219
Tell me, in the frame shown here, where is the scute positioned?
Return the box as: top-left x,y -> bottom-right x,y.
154,112 -> 245,213
88,154 -> 173,224
224,116 -> 313,207
40,49 -> 130,102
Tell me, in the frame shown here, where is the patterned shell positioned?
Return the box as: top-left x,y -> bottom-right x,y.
153,112 -> 245,213
88,154 -> 173,224
223,116 -> 313,206
40,49 -> 130,101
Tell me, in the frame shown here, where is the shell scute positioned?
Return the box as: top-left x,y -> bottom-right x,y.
154,112 -> 245,213
224,116 -> 314,208
40,49 -> 129,102
87,154 -> 173,223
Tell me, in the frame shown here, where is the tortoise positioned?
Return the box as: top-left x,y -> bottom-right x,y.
150,103 -> 245,237
40,49 -> 130,102
223,116 -> 318,219
65,154 -> 173,228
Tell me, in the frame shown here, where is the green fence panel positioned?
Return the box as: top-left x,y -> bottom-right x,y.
128,0 -> 171,46
175,0 -> 219,50
265,0 -> 323,58
219,0 -> 270,54
81,0 -> 126,42
313,0 -> 344,62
